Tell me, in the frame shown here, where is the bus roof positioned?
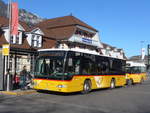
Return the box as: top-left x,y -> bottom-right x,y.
38,48 -> 125,60
126,61 -> 145,67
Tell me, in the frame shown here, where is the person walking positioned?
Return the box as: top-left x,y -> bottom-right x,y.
20,65 -> 28,90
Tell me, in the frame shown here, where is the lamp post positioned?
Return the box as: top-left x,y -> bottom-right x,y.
6,0 -> 12,91
140,41 -> 145,61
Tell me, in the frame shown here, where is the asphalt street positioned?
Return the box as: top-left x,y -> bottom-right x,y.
1,79 -> 150,113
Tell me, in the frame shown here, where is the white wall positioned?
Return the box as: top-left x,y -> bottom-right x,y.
3,29 -> 9,42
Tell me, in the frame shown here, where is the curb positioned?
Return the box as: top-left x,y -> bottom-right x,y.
0,90 -> 37,96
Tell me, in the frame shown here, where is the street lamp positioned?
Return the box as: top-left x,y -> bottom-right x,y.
6,0 -> 12,91
140,41 -> 145,61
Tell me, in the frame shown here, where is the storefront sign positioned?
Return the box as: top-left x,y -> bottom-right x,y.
82,38 -> 92,44
2,44 -> 10,56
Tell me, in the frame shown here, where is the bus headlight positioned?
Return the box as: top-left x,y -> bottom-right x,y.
57,85 -> 67,88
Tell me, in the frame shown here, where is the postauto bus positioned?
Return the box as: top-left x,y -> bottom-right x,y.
126,61 -> 147,85
33,49 -> 126,94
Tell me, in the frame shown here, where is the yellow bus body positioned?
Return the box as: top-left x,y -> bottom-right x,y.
33,75 -> 126,93
126,73 -> 147,84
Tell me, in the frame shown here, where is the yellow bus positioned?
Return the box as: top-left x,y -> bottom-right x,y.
33,49 -> 126,93
126,61 -> 147,85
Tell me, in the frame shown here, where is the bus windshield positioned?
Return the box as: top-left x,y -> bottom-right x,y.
35,51 -> 67,80
126,66 -> 146,74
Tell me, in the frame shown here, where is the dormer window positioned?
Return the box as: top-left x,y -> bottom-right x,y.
10,36 -> 13,44
10,31 -> 22,44
31,35 -> 35,46
31,34 -> 42,48
75,29 -> 94,38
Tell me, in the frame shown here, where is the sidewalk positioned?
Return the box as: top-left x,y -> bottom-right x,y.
0,89 -> 37,96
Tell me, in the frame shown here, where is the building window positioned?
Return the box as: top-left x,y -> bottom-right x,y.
75,29 -> 94,38
10,31 -> 22,44
10,36 -> 13,44
16,35 -> 19,44
31,35 -> 35,46
37,35 -> 40,47
31,35 -> 42,47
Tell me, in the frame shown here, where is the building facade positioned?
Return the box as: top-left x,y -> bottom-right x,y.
0,15 -> 126,90
0,16 -> 56,90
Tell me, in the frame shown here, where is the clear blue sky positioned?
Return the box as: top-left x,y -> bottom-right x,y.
4,0 -> 150,57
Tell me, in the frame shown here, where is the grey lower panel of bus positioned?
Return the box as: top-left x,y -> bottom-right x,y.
0,52 -> 3,90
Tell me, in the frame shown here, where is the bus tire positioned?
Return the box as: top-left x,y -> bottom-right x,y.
81,80 -> 91,94
110,79 -> 115,89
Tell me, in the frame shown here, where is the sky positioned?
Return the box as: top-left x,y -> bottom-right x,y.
3,0 -> 150,57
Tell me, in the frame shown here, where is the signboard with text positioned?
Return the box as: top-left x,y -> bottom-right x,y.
69,35 -> 100,47
82,38 -> 92,44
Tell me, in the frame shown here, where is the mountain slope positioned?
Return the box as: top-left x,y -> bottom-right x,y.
0,0 -> 43,25
19,9 -> 43,25
0,0 -> 7,17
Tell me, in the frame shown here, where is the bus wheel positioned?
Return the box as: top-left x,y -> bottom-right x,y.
127,79 -> 133,86
82,80 -> 91,94
110,79 -> 115,89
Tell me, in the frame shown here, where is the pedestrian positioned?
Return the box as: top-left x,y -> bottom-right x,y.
13,73 -> 20,90
20,65 -> 28,90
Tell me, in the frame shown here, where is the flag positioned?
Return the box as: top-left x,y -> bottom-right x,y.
11,2 -> 18,35
141,48 -> 145,60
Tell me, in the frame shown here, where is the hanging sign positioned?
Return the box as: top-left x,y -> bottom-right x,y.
2,44 -> 10,56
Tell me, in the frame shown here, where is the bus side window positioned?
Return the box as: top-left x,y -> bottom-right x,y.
67,58 -> 74,73
68,58 -> 73,67
96,56 -> 107,75
97,63 -> 102,74
101,60 -> 109,75
82,54 -> 97,75
82,59 -> 90,75
65,52 -> 81,75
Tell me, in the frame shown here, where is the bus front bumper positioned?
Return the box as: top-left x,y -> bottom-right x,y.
32,79 -> 73,93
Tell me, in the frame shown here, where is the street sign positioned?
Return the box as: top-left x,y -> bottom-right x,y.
2,44 -> 10,56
